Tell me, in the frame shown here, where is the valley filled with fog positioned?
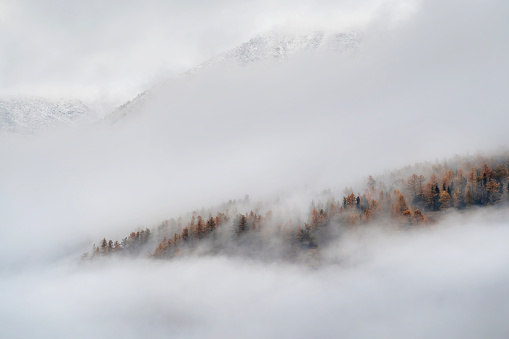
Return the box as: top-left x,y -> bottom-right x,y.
1,0 -> 508,338
2,208 -> 509,339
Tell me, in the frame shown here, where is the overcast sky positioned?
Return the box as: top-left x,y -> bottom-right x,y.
0,0 -> 417,106
1,1 -> 509,337
0,0 -> 507,265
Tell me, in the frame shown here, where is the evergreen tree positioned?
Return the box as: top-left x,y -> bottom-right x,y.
236,215 -> 248,236
466,189 -> 474,206
439,191 -> 451,210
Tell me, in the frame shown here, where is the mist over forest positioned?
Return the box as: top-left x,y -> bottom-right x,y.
1,0 -> 509,338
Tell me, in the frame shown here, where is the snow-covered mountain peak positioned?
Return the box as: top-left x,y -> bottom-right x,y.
106,29 -> 361,124
189,30 -> 360,73
0,97 -> 96,135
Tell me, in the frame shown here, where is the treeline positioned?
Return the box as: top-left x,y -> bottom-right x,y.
82,153 -> 509,263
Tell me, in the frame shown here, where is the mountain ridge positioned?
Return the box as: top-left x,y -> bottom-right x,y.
105,29 -> 361,124
0,97 -> 96,135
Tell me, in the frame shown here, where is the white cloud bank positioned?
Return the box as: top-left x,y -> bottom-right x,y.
0,0 -> 508,337
0,0 -> 507,266
1,208 -> 509,339
0,0 -> 383,105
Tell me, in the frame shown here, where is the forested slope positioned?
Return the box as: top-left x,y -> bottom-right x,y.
83,152 -> 509,264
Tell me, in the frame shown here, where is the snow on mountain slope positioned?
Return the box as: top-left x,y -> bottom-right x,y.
106,30 -> 360,124
0,98 -> 96,134
2,30 -> 359,132
107,91 -> 148,125
191,30 -> 360,71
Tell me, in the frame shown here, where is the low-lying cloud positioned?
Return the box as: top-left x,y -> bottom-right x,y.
0,0 -> 383,104
0,0 -> 508,268
0,1 -> 508,337
1,208 -> 509,339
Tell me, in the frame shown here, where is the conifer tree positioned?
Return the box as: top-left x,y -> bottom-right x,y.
345,193 -> 356,208
181,227 -> 189,242
466,188 -> 474,206
100,238 -> 108,255
395,191 -> 408,214
487,179 -> 502,204
439,191 -> 451,210
236,215 -> 248,236
413,209 -> 427,223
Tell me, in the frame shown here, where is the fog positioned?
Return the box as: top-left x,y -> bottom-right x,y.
1,208 -> 509,338
1,0 -> 508,337
1,0 -> 508,262
0,0 -> 381,105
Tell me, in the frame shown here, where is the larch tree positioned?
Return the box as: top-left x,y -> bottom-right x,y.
439,191 -> 451,210
100,238 -> 108,255
345,193 -> 356,208
466,188 -> 474,206
394,190 -> 408,214
487,179 -> 502,204
413,209 -> 427,224
407,174 -> 426,203
181,227 -> 189,242
367,176 -> 376,192
236,215 -> 248,236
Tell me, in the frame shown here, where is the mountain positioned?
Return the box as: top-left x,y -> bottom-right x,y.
82,151 -> 509,263
189,30 -> 360,72
106,30 -> 360,124
0,98 -> 96,135
106,91 -> 148,125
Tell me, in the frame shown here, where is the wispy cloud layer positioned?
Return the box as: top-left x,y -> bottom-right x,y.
2,208 -> 509,338
0,0 -> 407,104
0,0 -> 508,267
0,1 -> 508,337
